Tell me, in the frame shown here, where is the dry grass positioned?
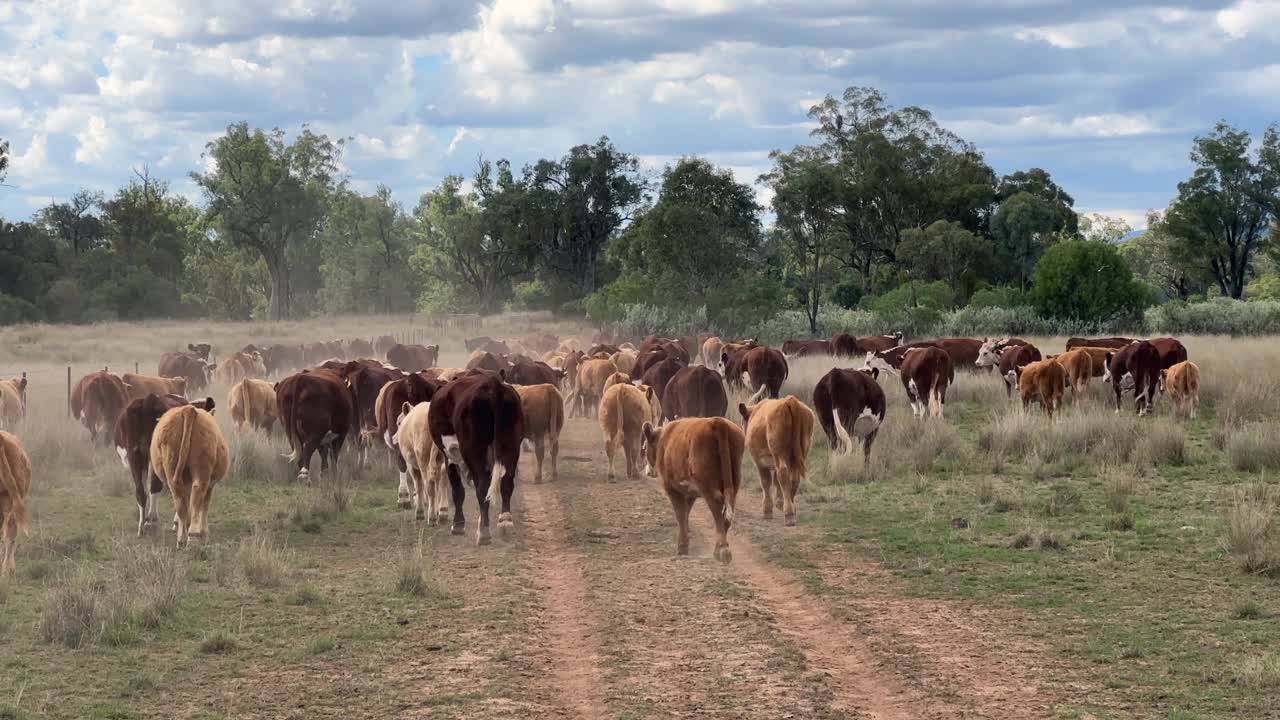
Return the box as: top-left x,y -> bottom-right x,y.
1227,424 -> 1280,472
1227,653 -> 1280,689
237,531 -> 291,589
1221,482 -> 1280,576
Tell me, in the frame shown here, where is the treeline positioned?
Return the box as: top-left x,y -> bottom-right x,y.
1,86 -> 1278,330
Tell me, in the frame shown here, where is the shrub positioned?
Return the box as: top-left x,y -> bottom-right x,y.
1031,240 -> 1151,325
39,571 -> 102,648
1147,297 -> 1280,336
865,281 -> 956,314
1222,482 -> 1280,575
396,544 -> 430,596
38,548 -> 186,649
199,630 -> 237,654
1103,467 -> 1137,514
967,286 -> 1030,309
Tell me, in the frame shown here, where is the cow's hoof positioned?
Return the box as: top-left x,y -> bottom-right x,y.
476,530 -> 492,546
398,498 -> 412,510
450,524 -> 465,536
762,509 -> 773,520
784,514 -> 797,527
498,512 -> 513,528
716,547 -> 733,564
415,510 -> 426,522
676,545 -> 689,557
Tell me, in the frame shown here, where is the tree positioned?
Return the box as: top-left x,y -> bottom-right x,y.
1117,211 -> 1203,301
192,123 -> 342,320
1079,213 -> 1133,244
897,220 -> 993,299
763,149 -> 843,333
991,191 -> 1058,290
1164,122 -> 1280,299
1031,240 -> 1149,322
38,190 -> 106,257
997,168 -> 1077,237
319,185 -> 417,314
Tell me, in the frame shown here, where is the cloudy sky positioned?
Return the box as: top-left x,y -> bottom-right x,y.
3,0 -> 1278,228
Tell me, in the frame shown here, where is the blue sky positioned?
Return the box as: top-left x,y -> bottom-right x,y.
3,0 -> 1279,229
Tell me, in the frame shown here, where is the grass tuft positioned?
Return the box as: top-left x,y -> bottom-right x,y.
237,532 -> 291,589
1221,482 -> 1280,576
1233,601 -> 1268,620
1228,653 -> 1280,689
199,630 -> 237,655
286,586 -> 324,607
1228,424 -> 1280,472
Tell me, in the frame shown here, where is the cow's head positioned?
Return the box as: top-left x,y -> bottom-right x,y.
1158,368 -> 1169,395
641,422 -> 661,478
188,343 -> 212,360
976,338 -> 1001,368
864,351 -> 894,375
1102,352 -> 1115,384
893,331 -> 904,343
857,367 -> 880,381
194,397 -> 216,414
1004,369 -> 1019,389
172,377 -> 188,396
718,351 -> 730,376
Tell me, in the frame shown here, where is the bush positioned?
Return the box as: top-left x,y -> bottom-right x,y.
1228,424 -> 1280,472
1222,483 -> 1280,576
1031,240 -> 1151,324
508,279 -> 553,312
238,533 -> 290,589
1147,297 -> 1280,336
967,286 -> 1030,309
865,281 -> 955,314
584,275 -> 653,324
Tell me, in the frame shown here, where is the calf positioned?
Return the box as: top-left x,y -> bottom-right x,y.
276,369 -> 356,481
641,417 -> 745,563
229,379 -> 278,435
1104,341 -> 1161,415
0,375 -> 27,427
738,396 -> 815,526
122,373 -> 187,401
73,370 -> 130,444
0,431 -> 32,576
662,365 -> 728,421
387,343 -> 441,372
376,373 -> 441,509
1053,348 -> 1097,396
394,401 -> 449,524
116,393 -> 215,536
1008,359 -> 1067,419
600,383 -> 658,481
1160,360 -> 1201,418
699,336 -> 724,367
150,405 -> 228,547
159,352 -> 215,392
866,347 -> 952,419
514,383 -> 564,483
812,368 -> 885,459
428,373 -> 523,545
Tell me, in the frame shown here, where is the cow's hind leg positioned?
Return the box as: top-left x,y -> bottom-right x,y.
496,452 -> 517,530
446,464 -> 466,536
779,467 -> 798,527
758,465 -> 775,519
411,467 -> 427,522
171,482 -> 192,549
533,436 -> 545,484
667,491 -> 693,556
394,451 -> 413,509
704,495 -> 733,564
1,514 -> 14,577
549,432 -> 560,482
604,431 -> 619,481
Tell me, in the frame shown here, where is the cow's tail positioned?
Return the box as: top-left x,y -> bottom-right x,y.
486,397 -> 506,508
169,406 -> 195,485
831,407 -> 854,454
719,422 -> 738,523
0,439 -> 27,532
928,372 -> 943,417
785,399 -> 808,481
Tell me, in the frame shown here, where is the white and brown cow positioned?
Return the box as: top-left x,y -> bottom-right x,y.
866,346 -> 953,419
812,367 -> 885,459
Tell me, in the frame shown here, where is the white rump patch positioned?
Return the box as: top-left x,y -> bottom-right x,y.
442,435 -> 463,465
853,406 -> 881,436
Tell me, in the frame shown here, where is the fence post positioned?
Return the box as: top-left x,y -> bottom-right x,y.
66,366 -> 71,417
134,361 -> 139,374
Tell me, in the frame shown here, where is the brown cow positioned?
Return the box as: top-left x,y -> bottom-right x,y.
739,396 -> 815,526
376,373 -> 442,509
1104,341 -> 1161,415
640,355 -> 683,405
464,336 -> 511,355
507,356 -> 564,387
394,400 -> 449,524
600,383 -> 658,481
428,373 -> 524,545
115,393 -> 215,535
718,348 -> 750,389
1067,336 -> 1137,350
852,333 -> 904,354
229,379 -> 278,436
217,351 -> 267,385
1148,337 -> 1188,370
345,362 -> 406,465
993,344 -> 1042,397
781,339 -> 832,357
0,431 -> 32,576
602,372 -> 632,393
569,358 -> 617,419
374,335 -> 398,357
1008,359 -> 1067,419
387,343 -> 440,372
276,369 -> 356,481
73,370 -> 130,444
1053,348 -> 1097,396
741,346 -> 788,401
122,372 -> 187,401
159,352 -> 215,392
0,375 -> 27,428
186,343 -> 212,361
514,384 -> 564,484
1160,360 -> 1201,418
347,338 -> 374,358
867,347 -> 953,419
261,344 -> 305,377
150,405 -> 228,547
610,350 -> 639,375
641,417 -> 745,563
662,365 -> 728,421
813,368 -> 885,459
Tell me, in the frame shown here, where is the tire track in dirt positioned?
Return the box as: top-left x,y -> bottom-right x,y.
521,476 -> 610,720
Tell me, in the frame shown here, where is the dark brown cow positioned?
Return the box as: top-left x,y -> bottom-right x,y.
782,339 -> 833,357
741,346 -> 788,400
376,373 -> 442,508
1067,336 -> 1137,350
831,333 -> 859,357
632,348 -> 686,380
276,370 -> 356,481
347,338 -> 374,358
464,336 -> 511,355
466,351 -> 513,375
186,343 -> 212,361
867,347 -> 953,419
73,371 -> 130,444
507,356 -> 566,387
346,362 -> 407,464
373,335 -> 398,357
386,343 -> 440,372
261,344 -> 305,377
640,355 -> 684,405
114,393 -> 214,535
1104,341 -> 1161,415
587,344 -> 622,357
856,333 -> 905,354
718,347 -> 751,389
813,368 -> 886,458
977,342 -> 1042,397
1148,337 -> 1188,370
662,365 -> 728,421
428,373 -> 524,545
158,352 -> 215,392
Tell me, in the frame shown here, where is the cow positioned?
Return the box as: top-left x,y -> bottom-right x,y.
217,351 -> 267,385
345,362 -> 406,465
0,375 -> 27,428
229,379 -> 278,436
1104,341 -> 1161,415
73,370 -> 130,444
122,373 -> 187,401
0,431 -> 32,576
464,336 -> 511,355
588,344 -> 622,357
508,356 -> 566,388
610,350 -> 639,376
1067,336 -> 1137,350
740,347 -> 789,401
159,352 -> 215,392
466,350 -> 511,375
602,372 -> 632,393
514,384 -> 564,484
1160,360 -> 1201,418
276,369 -> 356,482
990,344 -> 1042,397
387,343 -> 440,373
373,335 -> 398,357
394,401 -> 449,524
641,417 -> 745,563
1008,359 -> 1068,419
186,343 -> 212,361
700,336 -> 725,367
1053,348 -> 1098,396
640,355 -> 683,406
738,396 -> 815,526
1148,337 -> 1189,370
600,383 -> 659,481
831,333 -> 859,357
150,405 -> 228,548
812,368 -> 885,459
866,346 -> 953,419
662,365 -> 728,421
347,338 -> 374,358
376,373 -> 442,509
569,358 -> 617,419
857,333 -> 905,354
428,372 -> 524,545
975,337 -> 1022,368
719,348 -> 751,389
781,339 -> 833,357
115,393 -> 215,536
261,344 -> 305,377
631,349 -> 677,381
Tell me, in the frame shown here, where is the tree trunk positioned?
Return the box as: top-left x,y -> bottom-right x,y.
265,253 -> 291,321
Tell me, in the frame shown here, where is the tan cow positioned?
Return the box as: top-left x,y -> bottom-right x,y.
570,358 -> 617,418
641,417 -> 744,563
600,383 -> 658,481
149,405 -> 229,547
1161,361 -> 1201,418
610,350 -> 639,375
542,351 -> 567,368
394,401 -> 449,524
122,372 -> 187,401
217,351 -> 266,385
1052,348 -> 1096,396
700,336 -> 724,367
601,371 -> 632,393
228,378 -> 279,435
738,396 -> 815,526
0,375 -> 27,428
1008,359 -> 1068,419
0,431 -> 32,576
514,383 -> 564,483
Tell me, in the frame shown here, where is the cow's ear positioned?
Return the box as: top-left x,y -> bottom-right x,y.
188,343 -> 196,352
644,385 -> 654,402
738,402 -> 750,422
642,422 -> 655,444
401,401 -> 412,417
205,397 -> 216,414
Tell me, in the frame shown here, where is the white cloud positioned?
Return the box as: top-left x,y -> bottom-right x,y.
75,117 -> 114,165
1217,0 -> 1280,39
447,126 -> 472,154
9,135 -> 49,181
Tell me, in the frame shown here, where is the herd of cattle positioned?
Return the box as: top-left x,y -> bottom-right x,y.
0,329 -> 1201,575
